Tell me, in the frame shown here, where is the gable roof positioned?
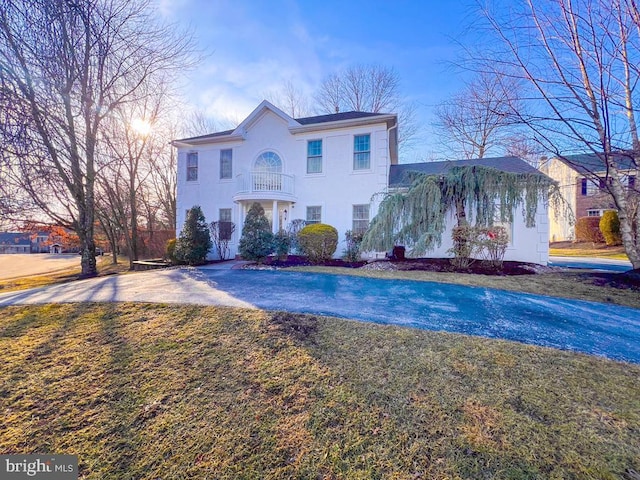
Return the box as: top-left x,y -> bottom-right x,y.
173,129 -> 235,143
389,156 -> 543,188
295,111 -> 390,125
553,153 -> 637,175
172,100 -> 396,146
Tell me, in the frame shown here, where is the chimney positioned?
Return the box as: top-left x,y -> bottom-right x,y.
335,106 -> 339,113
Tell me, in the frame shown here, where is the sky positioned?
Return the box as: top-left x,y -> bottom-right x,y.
158,0 -> 481,160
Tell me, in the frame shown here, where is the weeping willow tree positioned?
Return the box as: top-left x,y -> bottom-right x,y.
361,165 -> 563,255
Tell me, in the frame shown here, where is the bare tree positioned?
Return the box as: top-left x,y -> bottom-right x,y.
315,64 -> 420,152
475,0 -> 640,268
209,221 -> 236,260
264,80 -> 312,118
182,110 -> 219,137
0,0 -> 194,276
434,73 -> 520,159
316,64 -> 401,113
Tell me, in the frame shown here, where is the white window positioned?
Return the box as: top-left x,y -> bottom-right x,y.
306,206 -> 321,224
219,208 -> 233,241
307,140 -> 322,174
587,209 -> 603,217
353,134 -> 370,170
586,179 -> 598,196
220,149 -> 232,179
352,204 -> 370,234
186,152 -> 198,181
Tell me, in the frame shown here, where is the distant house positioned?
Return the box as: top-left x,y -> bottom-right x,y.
389,157 -> 551,265
0,232 -> 31,254
542,154 -> 638,241
31,232 -> 50,253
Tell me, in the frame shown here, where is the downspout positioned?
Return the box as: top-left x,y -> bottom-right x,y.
386,121 -> 398,194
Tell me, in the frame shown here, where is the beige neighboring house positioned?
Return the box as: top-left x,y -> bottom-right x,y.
542,153 -> 638,241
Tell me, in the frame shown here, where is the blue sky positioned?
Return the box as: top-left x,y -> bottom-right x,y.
159,0 -> 479,159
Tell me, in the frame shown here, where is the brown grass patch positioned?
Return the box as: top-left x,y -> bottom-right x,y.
0,303 -> 638,479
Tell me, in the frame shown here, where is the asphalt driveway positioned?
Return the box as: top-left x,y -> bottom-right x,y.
0,265 -> 639,363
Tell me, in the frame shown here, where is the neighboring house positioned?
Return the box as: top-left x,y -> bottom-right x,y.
542,154 -> 638,242
389,157 -> 551,265
31,231 -> 50,253
0,232 -> 31,254
172,100 -> 549,264
173,100 -> 398,259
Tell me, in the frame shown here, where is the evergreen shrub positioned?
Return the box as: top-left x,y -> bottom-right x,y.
175,206 -> 212,265
599,210 -> 622,246
239,202 -> 274,262
298,223 -> 338,263
165,238 -> 178,263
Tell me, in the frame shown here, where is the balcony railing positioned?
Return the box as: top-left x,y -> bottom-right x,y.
235,171 -> 295,197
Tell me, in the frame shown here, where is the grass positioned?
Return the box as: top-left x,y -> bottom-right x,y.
550,241 -> 630,260
0,256 -> 131,293
1,303 -> 638,479
292,266 -> 640,309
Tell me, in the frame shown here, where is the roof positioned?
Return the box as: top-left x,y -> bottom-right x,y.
389,156 -> 544,187
173,100 -> 395,145
0,232 -> 31,245
173,129 -> 235,143
553,153 -> 637,175
295,111 -> 390,125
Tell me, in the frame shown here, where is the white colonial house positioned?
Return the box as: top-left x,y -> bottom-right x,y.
173,100 -> 550,265
172,100 -> 397,259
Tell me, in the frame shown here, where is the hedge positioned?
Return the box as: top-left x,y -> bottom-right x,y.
575,216 -> 605,243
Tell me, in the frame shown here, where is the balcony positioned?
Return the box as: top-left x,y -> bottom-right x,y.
233,171 -> 297,202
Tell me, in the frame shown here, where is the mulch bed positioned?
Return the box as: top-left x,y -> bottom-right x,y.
249,255 -> 640,289
255,255 -> 550,276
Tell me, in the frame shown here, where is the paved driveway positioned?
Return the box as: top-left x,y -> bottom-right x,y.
0,266 -> 638,363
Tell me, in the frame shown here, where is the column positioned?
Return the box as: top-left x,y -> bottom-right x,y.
272,200 -> 279,233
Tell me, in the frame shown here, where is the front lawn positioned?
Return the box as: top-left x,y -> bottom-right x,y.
550,241 -> 629,260
1,303 -> 638,479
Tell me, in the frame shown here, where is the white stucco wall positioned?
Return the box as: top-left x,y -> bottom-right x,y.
373,198 -> 550,265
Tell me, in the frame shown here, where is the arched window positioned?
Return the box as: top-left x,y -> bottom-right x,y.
253,151 -> 283,191
254,151 -> 282,173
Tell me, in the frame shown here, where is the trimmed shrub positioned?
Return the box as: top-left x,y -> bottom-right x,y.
298,223 -> 338,263
175,206 -> 212,265
165,238 -> 178,264
239,202 -> 274,262
599,210 -> 622,246
273,230 -> 291,260
575,216 -> 605,243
